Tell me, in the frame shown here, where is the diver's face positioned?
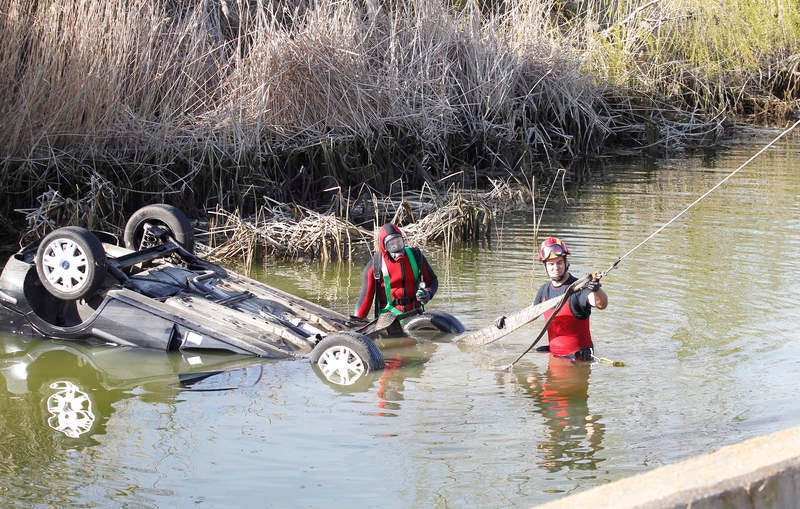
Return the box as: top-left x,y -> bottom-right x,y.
544,257 -> 567,282
384,234 -> 405,259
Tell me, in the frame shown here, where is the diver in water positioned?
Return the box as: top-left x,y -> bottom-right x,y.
352,223 -> 438,320
532,236 -> 608,361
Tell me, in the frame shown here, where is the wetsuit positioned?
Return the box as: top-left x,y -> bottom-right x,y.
353,225 -> 438,319
534,273 -> 593,359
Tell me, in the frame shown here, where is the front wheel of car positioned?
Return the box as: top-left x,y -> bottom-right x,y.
123,204 -> 195,253
310,331 -> 384,385
35,226 -> 107,301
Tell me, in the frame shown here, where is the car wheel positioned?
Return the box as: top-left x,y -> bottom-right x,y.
35,226 -> 108,301
311,331 -> 384,385
403,310 -> 465,334
123,204 -> 195,252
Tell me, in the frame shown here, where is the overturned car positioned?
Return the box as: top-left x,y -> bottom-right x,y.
0,205 -> 463,384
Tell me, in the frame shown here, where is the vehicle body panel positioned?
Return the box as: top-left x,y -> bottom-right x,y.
0,237 -> 355,358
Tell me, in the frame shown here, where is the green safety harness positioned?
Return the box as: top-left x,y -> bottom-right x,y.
373,247 -> 422,318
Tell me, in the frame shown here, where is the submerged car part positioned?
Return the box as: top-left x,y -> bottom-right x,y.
310,331 -> 385,385
402,310 -> 465,335
0,204 -> 467,376
0,205 -> 384,373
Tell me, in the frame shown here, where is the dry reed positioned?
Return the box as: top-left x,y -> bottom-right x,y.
1,0 -> 798,248
202,185 -> 511,265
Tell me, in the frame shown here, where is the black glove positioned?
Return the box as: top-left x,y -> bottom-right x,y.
416,289 -> 431,304
585,274 -> 601,292
494,316 -> 506,329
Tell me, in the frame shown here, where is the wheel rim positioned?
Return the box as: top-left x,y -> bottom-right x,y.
40,238 -> 91,294
317,345 -> 366,385
136,223 -> 162,250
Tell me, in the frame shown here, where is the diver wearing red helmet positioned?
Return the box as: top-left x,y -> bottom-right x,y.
534,237 -> 608,361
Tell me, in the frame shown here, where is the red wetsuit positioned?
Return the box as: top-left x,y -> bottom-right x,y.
353,225 -> 438,319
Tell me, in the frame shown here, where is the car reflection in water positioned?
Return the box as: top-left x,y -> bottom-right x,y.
0,330 -> 422,449
45,379 -> 95,438
514,356 -> 606,473
0,334 -> 266,443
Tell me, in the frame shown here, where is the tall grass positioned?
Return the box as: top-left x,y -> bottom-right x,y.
0,0 -> 798,248
576,0 -> 800,117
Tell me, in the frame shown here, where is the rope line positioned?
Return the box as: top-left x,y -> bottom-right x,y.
599,119 -> 800,278
504,120 -> 799,370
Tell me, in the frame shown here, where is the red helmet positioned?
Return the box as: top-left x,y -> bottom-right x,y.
537,237 -> 570,262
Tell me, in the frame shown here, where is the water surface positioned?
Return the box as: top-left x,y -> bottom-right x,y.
1,130 -> 798,508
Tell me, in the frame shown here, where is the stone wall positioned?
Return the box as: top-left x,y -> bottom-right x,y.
534,426 -> 800,509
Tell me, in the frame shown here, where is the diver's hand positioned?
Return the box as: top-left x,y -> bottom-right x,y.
494,316 -> 506,329
416,289 -> 431,304
585,273 -> 602,292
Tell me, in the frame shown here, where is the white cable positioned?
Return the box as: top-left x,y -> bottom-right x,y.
603,119 -> 800,276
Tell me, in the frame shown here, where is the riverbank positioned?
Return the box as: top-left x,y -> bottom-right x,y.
534,426 -> 800,509
1,1 -> 798,252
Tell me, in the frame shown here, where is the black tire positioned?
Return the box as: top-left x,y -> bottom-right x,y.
403,310 -> 465,334
310,331 -> 384,386
123,204 -> 194,253
35,227 -> 107,301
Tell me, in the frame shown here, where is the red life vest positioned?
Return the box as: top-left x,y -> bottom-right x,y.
378,247 -> 421,315
543,301 -> 592,356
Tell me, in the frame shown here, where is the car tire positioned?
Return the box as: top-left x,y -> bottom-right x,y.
403,310 -> 465,334
310,331 -> 384,386
35,226 -> 108,301
123,204 -> 195,253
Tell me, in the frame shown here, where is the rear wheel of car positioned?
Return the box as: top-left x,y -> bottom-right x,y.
311,331 -> 384,385
35,227 -> 107,301
123,204 -> 194,253
402,310 -> 465,334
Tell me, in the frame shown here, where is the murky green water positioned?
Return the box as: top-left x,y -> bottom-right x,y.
1,130 -> 799,508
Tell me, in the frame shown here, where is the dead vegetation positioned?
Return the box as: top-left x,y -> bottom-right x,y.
1,0 -> 798,255
202,181 -> 516,265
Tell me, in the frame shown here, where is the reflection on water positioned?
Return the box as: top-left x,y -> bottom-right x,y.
46,380 -> 95,438
1,338 -> 128,447
0,337 -> 265,443
1,133 -> 799,508
309,337 -> 438,398
517,358 -> 605,474
375,342 -> 438,417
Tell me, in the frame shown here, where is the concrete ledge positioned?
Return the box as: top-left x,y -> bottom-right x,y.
534,426 -> 800,509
